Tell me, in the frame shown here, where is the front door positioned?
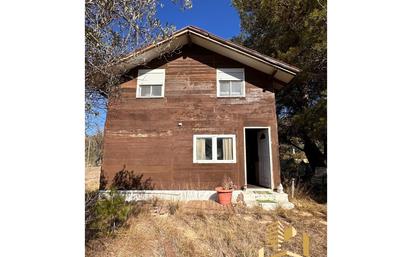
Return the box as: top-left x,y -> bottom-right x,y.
257,130 -> 271,188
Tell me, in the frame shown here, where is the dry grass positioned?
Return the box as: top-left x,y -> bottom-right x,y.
277,198 -> 327,257
85,166 -> 101,192
86,199 -> 327,257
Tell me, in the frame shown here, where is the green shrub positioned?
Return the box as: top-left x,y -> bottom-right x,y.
86,190 -> 131,241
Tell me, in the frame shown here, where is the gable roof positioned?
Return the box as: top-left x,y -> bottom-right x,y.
110,26 -> 301,86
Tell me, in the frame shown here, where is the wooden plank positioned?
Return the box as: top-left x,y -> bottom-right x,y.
102,44 -> 281,189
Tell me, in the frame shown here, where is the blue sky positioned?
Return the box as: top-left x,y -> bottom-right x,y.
158,0 -> 240,39
86,0 -> 240,135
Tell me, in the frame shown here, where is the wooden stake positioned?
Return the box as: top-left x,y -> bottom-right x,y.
303,233 -> 310,257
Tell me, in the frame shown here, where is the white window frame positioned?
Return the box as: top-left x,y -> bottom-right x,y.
216,68 -> 246,97
136,69 -> 165,98
193,134 -> 237,164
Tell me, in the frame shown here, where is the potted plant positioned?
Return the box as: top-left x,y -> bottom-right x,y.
215,176 -> 236,205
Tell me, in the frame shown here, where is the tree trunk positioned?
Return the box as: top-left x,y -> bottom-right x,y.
302,135 -> 326,178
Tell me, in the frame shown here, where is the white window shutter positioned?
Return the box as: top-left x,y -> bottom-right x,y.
217,68 -> 244,81
138,69 -> 165,85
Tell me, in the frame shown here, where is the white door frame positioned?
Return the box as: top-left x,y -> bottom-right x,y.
243,126 -> 274,190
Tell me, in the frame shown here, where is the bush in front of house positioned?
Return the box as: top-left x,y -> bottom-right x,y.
112,166 -> 154,190
85,189 -> 132,241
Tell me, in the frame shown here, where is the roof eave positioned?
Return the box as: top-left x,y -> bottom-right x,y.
109,26 -> 301,85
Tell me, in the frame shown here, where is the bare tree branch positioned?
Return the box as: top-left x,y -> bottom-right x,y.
85,0 -> 192,132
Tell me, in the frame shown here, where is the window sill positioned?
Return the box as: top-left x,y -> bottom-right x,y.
136,96 -> 165,99
193,160 -> 237,164
216,96 -> 246,99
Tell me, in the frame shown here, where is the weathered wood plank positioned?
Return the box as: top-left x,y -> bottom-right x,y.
102,45 -> 281,189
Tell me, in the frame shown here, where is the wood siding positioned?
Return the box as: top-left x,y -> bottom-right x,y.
102,45 -> 281,189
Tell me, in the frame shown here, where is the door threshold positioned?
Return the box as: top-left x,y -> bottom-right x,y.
246,184 -> 272,191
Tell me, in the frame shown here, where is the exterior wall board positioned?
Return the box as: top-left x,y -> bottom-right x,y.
102,45 -> 281,189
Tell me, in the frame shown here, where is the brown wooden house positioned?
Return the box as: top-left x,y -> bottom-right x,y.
101,26 -> 300,190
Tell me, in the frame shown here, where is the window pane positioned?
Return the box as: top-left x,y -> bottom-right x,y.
196,138 -> 213,160
217,137 -> 233,160
140,85 -> 151,96
219,80 -> 230,96
231,81 -> 243,96
217,138 -> 223,160
151,85 -> 162,96
205,138 -> 212,160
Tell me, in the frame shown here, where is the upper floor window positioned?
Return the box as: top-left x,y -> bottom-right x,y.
216,68 -> 245,97
137,69 -> 165,98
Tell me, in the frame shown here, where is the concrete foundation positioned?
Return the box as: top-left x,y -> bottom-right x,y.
100,189 -> 294,210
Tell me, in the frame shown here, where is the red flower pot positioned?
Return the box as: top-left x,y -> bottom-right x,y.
215,187 -> 233,205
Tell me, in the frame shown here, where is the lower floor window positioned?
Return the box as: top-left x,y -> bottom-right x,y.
193,135 -> 236,163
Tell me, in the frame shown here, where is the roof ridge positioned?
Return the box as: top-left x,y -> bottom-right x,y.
113,26 -> 300,74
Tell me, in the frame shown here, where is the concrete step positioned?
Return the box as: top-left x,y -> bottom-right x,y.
241,190 -> 294,210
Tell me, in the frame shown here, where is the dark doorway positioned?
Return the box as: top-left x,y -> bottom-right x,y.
245,128 -> 272,188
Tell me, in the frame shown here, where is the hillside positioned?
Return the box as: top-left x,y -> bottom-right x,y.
86,198 -> 327,257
